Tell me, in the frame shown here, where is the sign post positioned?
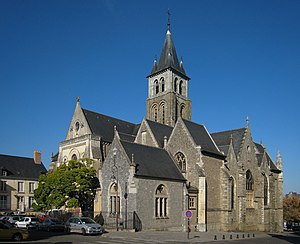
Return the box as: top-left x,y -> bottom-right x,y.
185,210 -> 192,239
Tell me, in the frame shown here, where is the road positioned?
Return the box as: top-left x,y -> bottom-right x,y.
1,230 -> 299,243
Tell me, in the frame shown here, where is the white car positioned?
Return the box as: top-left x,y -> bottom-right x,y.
65,217 -> 104,235
15,217 -> 39,229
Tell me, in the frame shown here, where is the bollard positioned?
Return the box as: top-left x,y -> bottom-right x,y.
237,234 -> 239,239
223,235 -> 225,240
214,235 -> 217,240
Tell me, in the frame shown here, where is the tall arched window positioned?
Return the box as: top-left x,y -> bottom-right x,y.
161,78 -> 165,92
155,184 -> 168,218
179,80 -> 183,95
174,78 -> 178,93
180,104 -> 185,118
154,80 -> 159,94
109,183 -> 120,216
152,104 -> 158,122
246,170 -> 254,208
160,103 -> 165,124
175,152 -> 186,172
264,174 -> 269,206
229,177 -> 235,210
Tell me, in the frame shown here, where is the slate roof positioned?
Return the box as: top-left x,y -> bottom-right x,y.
0,154 -> 47,180
211,128 -> 246,157
146,120 -> 173,147
120,141 -> 185,182
82,108 -> 140,142
182,119 -> 224,157
254,143 -> 280,172
148,29 -> 188,78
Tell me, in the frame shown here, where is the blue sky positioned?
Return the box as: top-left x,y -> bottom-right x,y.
0,0 -> 299,194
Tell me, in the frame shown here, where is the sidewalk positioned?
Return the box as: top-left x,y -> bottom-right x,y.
103,230 -> 270,242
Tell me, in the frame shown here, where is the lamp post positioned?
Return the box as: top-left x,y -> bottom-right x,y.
112,148 -> 119,231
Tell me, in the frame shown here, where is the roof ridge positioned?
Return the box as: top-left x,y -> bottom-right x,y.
120,140 -> 167,152
0,154 -> 33,160
211,127 -> 246,135
82,108 -> 138,126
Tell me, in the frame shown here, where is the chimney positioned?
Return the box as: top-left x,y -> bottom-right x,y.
34,150 -> 41,164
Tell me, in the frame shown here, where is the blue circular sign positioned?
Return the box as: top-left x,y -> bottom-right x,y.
185,210 -> 192,218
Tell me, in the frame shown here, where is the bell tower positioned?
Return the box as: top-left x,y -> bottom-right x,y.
146,16 -> 191,127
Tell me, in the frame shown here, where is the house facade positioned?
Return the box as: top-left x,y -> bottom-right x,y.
50,21 -> 283,232
0,151 -> 47,213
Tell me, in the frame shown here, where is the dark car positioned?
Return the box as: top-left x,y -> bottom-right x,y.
0,222 -> 29,241
37,218 -> 65,232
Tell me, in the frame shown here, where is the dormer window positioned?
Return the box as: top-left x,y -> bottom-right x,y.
2,170 -> 7,176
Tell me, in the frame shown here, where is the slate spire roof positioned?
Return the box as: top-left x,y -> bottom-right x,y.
148,20 -> 187,78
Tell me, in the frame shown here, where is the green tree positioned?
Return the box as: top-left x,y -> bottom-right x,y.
33,159 -> 99,215
283,195 -> 300,222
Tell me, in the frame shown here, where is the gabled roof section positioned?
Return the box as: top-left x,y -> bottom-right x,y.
254,143 -> 280,172
182,119 -> 224,157
148,28 -> 188,78
211,128 -> 246,157
120,141 -> 185,182
146,119 -> 173,147
0,154 -> 47,180
82,108 -> 140,142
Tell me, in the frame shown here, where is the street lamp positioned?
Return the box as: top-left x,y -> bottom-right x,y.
111,148 -> 119,231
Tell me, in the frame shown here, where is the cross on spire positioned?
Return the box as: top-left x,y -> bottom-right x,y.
167,9 -> 171,31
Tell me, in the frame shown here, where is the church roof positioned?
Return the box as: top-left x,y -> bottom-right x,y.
82,108 -> 140,142
146,119 -> 173,147
0,154 -> 47,180
120,141 -> 185,182
211,128 -> 246,157
182,119 -> 224,157
255,143 -> 280,172
148,28 -> 188,78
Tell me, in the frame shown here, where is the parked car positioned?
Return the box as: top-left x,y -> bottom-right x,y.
6,215 -> 24,225
0,222 -> 29,241
37,218 -> 65,232
65,217 -> 104,235
15,217 -> 39,229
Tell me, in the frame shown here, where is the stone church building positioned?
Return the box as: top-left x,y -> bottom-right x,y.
50,21 -> 283,232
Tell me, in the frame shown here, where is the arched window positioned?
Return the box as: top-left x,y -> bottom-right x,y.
160,103 -> 165,124
152,104 -> 158,122
246,170 -> 254,208
71,154 -> 77,161
109,183 -> 120,216
154,80 -> 159,94
179,80 -> 183,95
229,177 -> 235,210
175,152 -> 186,172
246,170 -> 253,190
174,78 -> 178,93
161,78 -> 165,92
180,104 -> 185,118
155,184 -> 168,218
264,174 -> 269,206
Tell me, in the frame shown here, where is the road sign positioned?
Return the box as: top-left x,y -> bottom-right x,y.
185,210 -> 192,219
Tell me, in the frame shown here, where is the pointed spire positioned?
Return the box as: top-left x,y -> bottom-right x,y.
151,55 -> 158,73
76,96 -> 80,104
276,150 -> 283,171
147,11 -> 188,78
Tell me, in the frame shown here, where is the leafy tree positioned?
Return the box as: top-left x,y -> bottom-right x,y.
33,159 -> 99,215
283,195 -> 300,222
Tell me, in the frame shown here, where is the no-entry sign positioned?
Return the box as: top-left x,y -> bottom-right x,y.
185,210 -> 192,218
